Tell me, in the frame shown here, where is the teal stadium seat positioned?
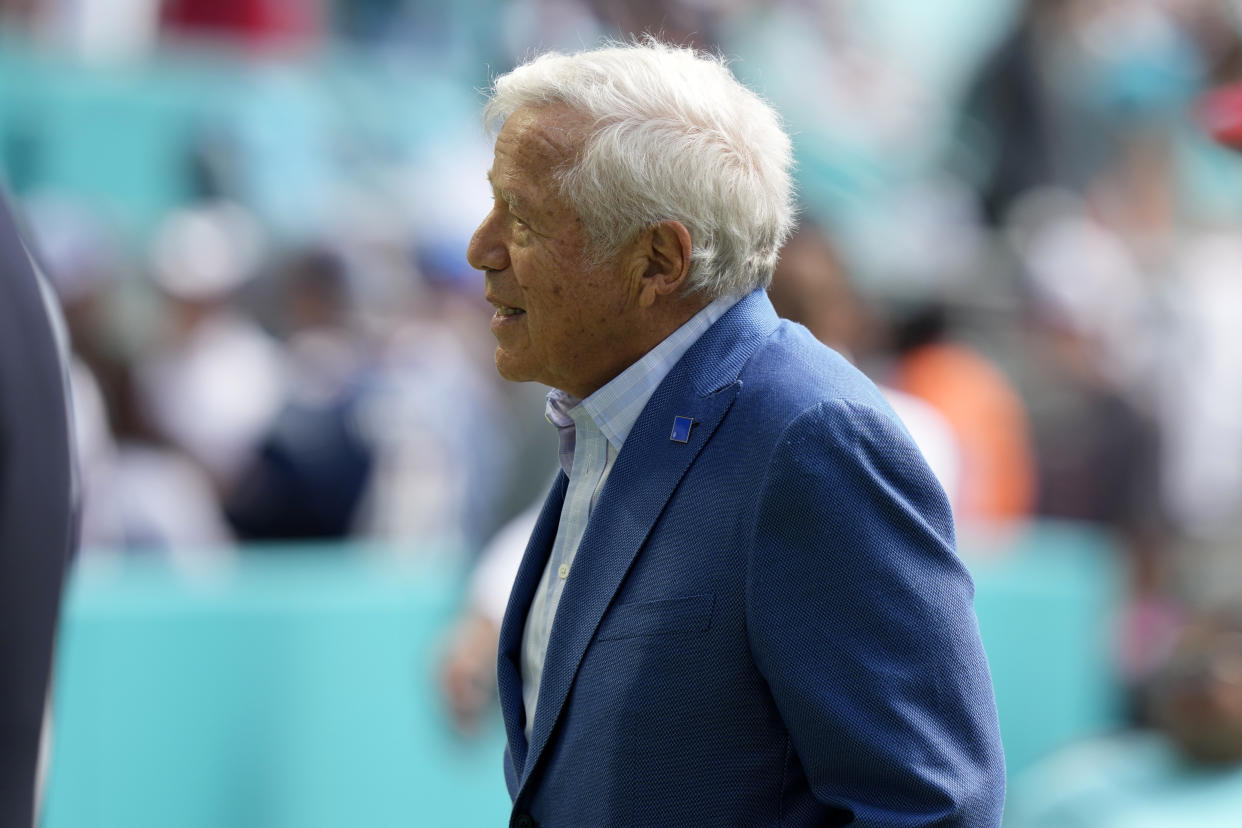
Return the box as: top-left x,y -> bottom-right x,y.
967,522 -> 1124,777
0,47 -> 205,236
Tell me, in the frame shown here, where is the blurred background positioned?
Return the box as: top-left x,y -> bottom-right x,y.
6,0 -> 1242,825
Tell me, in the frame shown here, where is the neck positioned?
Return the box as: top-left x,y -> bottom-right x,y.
566,295 -> 712,399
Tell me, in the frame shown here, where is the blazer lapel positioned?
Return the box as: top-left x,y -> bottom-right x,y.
518,289 -> 781,790
497,472 -> 567,784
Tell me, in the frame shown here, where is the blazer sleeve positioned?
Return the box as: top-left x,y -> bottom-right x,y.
745,397 -> 1005,827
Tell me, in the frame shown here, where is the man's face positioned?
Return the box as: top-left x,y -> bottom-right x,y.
467,105 -> 641,399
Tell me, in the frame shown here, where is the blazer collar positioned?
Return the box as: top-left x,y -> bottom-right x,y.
503,288 -> 781,792
497,472 -> 567,789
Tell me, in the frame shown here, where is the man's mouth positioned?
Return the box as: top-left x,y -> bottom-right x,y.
490,301 -> 526,320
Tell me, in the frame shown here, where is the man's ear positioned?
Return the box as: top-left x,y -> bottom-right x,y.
635,221 -> 692,308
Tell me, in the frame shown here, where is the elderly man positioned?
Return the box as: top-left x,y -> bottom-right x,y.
467,41 -> 1005,827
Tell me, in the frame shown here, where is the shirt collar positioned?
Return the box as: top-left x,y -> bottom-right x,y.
544,293 -> 741,472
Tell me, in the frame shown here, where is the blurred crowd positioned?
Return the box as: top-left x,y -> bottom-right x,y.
7,0 -> 1242,812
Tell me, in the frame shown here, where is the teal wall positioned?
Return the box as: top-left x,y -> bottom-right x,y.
43,550 -> 512,828
42,523 -> 1122,826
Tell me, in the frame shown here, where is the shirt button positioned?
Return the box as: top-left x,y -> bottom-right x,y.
557,564 -> 570,579
515,815 -> 536,828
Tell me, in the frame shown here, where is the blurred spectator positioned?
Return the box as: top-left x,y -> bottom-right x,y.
439,502 -> 541,735
135,201 -> 286,497
767,222 -> 963,506
1007,186 -> 1165,543
889,301 -> 1036,528
89,352 -> 235,553
497,0 -> 723,69
1155,233 -> 1242,541
579,0 -> 722,50
160,0 -> 322,50
765,220 -> 869,357
960,0 -> 1212,226
958,0 -> 1066,226
1152,608 -> 1242,765
1005,605 -> 1242,827
1007,186 -> 1173,699
0,0 -> 160,59
224,246 -> 376,540
23,194 -> 233,554
350,233 -> 516,552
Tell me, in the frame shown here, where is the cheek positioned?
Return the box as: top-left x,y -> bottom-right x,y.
517,248 -> 579,312
516,243 -> 620,339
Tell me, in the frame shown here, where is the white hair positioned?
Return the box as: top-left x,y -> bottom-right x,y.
482,40 -> 795,299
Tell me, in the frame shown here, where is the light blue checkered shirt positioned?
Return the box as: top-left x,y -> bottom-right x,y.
520,293 -> 741,739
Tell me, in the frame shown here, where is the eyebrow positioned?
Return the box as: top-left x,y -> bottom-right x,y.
485,171 -> 527,215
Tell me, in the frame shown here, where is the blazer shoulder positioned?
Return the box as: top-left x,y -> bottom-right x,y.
738,320 -> 896,428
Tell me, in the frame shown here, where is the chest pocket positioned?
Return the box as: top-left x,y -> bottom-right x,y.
596,593 -> 715,641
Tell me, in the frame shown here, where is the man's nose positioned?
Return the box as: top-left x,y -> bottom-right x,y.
467,211 -> 507,273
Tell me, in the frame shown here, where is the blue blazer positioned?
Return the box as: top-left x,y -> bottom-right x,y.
497,290 -> 1005,827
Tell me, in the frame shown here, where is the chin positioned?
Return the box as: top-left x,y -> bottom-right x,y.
494,349 -> 537,385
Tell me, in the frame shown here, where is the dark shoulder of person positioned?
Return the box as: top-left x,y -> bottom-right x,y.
0,190 -> 76,828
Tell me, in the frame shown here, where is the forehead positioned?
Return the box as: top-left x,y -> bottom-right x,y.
490,105 -> 590,197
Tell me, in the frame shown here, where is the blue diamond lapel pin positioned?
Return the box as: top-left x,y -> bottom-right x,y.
669,415 -> 694,443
